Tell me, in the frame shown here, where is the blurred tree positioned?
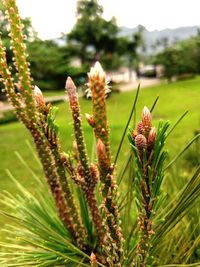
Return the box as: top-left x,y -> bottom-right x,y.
27,40 -> 69,90
156,47 -> 180,81
195,28 -> 200,73
156,36 -> 199,81
27,40 -> 87,90
67,0 -> 118,68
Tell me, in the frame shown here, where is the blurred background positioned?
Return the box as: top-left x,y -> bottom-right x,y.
1,0 -> 200,93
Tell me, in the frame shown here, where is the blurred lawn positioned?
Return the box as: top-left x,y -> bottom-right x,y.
0,77 -> 200,193
43,90 -> 65,97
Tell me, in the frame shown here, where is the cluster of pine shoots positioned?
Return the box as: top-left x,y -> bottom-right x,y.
0,1 -> 170,266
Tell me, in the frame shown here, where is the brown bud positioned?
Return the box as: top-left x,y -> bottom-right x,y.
89,163 -> 99,186
97,138 -> 107,160
65,77 -> 77,106
142,106 -> 152,136
77,163 -> 84,177
9,7 -> 15,14
16,81 -> 23,92
60,152 -> 70,164
96,138 -> 109,169
45,102 -> 52,114
85,113 -> 95,127
65,76 -> 75,89
142,106 -> 151,123
135,134 -> 147,151
137,121 -> 144,134
90,252 -> 97,267
148,127 -> 156,148
33,85 -> 45,108
88,61 -> 106,83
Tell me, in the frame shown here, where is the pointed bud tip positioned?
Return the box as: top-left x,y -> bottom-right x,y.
65,76 -> 76,90
90,252 -> 97,266
148,127 -> 157,146
88,61 -> 105,81
85,113 -> 95,127
142,106 -> 152,134
96,138 -> 106,156
142,106 -> 150,115
33,85 -> 45,107
94,61 -> 102,70
34,85 -> 42,94
67,76 -> 72,81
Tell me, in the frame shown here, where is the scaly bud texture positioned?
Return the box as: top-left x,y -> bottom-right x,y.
130,107 -> 169,267
66,77 -> 106,245
135,134 -> 147,151
88,62 -> 110,160
88,62 -> 124,263
142,106 -> 152,137
33,85 -> 45,108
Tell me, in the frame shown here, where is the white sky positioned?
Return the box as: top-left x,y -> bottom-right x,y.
16,0 -> 200,40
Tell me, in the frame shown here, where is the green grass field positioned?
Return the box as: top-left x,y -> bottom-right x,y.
0,77 -> 200,193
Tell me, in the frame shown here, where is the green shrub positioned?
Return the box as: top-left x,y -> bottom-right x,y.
0,110 -> 17,124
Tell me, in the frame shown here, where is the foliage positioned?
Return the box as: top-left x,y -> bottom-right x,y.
27,40 -> 71,91
156,32 -> 200,81
67,0 -> 119,68
0,1 -> 200,267
66,0 -> 144,72
0,0 -> 145,94
0,109 -> 16,124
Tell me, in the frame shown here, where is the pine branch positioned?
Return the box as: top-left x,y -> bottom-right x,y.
0,1 -> 86,249
3,0 -> 36,117
66,77 -> 106,247
129,107 -> 170,266
87,62 -> 124,263
41,104 -> 87,245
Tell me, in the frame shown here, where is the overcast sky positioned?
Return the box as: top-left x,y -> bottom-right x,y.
16,0 -> 200,40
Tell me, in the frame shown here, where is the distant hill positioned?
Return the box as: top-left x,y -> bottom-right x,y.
119,25 -> 199,54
